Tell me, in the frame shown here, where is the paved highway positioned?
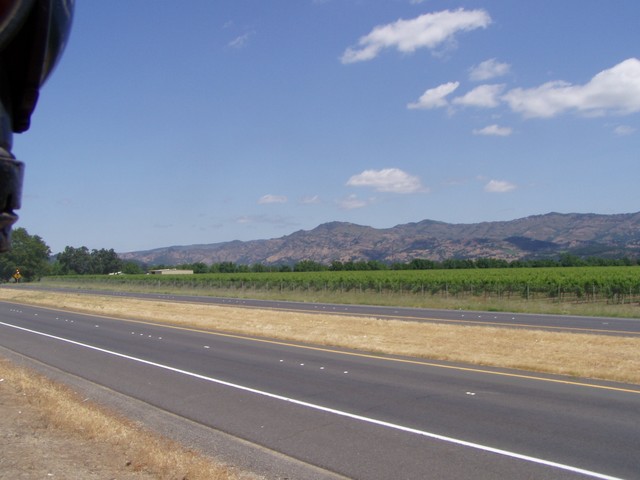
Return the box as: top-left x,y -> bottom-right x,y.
15,285 -> 640,336
1,300 -> 639,479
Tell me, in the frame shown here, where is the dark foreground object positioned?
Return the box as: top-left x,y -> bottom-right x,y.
0,0 -> 73,250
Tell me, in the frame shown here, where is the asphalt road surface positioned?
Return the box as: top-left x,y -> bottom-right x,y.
1,300 -> 639,479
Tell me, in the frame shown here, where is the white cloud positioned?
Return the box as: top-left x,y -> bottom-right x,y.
502,58 -> 640,118
338,194 -> 369,210
408,81 -> 459,109
347,168 -> 425,193
473,124 -> 513,136
453,84 -> 505,108
340,9 -> 491,64
258,194 -> 287,204
614,125 -> 636,136
228,32 -> 252,49
469,58 -> 510,81
484,179 -> 516,193
299,195 -> 321,205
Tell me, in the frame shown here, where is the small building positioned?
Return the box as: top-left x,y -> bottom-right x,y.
148,269 -> 194,275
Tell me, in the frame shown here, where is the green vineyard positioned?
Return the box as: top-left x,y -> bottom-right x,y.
45,266 -> 640,303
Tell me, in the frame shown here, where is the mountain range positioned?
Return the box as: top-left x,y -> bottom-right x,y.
119,212 -> 640,266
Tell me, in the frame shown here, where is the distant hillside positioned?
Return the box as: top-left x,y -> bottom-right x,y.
119,212 -> 640,266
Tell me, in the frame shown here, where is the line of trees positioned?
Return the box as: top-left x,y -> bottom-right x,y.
2,228 -> 639,283
52,246 -> 123,275
1,231 -> 144,282
161,254 -> 639,275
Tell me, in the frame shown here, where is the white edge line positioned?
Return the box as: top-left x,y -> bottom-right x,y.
0,320 -> 625,480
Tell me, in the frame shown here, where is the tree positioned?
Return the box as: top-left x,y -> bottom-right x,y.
213,262 -> 238,273
122,261 -> 144,274
250,263 -> 268,273
559,253 -> 586,267
54,246 -> 123,274
408,258 -> 436,270
0,228 -> 51,281
442,258 -> 476,269
176,262 -> 208,273
475,258 -> 509,269
366,260 -> 387,270
90,248 -> 123,274
56,246 -> 92,274
293,260 -> 326,272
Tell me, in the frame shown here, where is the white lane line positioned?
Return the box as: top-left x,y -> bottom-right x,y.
0,320 -> 624,480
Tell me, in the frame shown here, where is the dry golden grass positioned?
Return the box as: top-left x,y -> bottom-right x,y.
1,288 -> 639,385
0,357 -> 256,480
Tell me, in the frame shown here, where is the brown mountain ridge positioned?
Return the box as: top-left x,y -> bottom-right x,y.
119,212 -> 640,266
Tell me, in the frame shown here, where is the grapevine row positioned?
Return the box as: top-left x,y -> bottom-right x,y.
45,266 -> 640,302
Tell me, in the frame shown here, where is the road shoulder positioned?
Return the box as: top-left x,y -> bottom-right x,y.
0,345 -> 346,480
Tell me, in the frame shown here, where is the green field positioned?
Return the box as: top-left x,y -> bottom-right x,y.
42,266 -> 640,312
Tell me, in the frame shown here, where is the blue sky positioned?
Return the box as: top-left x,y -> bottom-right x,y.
13,1 -> 640,253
